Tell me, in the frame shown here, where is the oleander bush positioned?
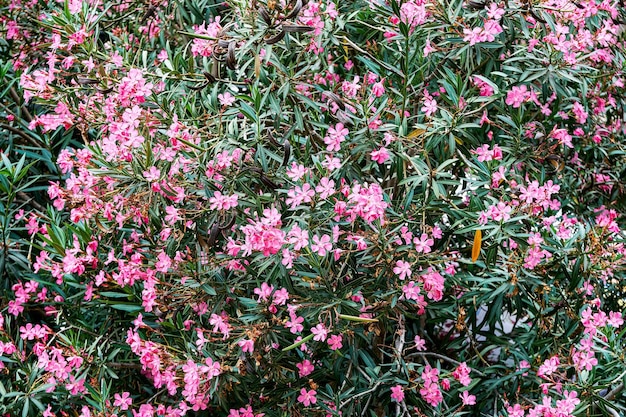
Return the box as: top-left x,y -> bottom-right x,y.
1,0 -> 626,416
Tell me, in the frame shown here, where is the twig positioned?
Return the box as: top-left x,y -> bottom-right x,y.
17,191 -> 46,212
9,87 -> 32,122
0,123 -> 40,147
604,382 -> 624,401
405,352 -> 486,377
394,314 -> 406,417
339,380 -> 383,409
106,362 -> 142,370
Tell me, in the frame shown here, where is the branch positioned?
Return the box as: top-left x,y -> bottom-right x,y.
405,352 -> 486,377
106,362 -> 142,370
17,191 -> 46,213
9,86 -> 32,122
339,380 -> 383,409
604,382 -> 624,401
0,123 -> 40,147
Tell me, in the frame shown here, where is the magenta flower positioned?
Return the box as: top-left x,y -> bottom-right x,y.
505,85 -> 529,108
393,260 -> 412,280
460,391 -> 476,405
421,97 -> 438,116
218,92 -> 236,107
327,334 -> 343,350
113,392 -> 132,410
371,147 -> 391,164
311,234 -> 332,256
311,323 -> 328,342
285,314 -> 304,334
390,385 -> 405,402
296,359 -> 315,377
297,388 -> 317,406
237,339 -> 254,353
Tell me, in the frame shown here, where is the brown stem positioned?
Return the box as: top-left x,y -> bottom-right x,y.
604,382 -> 624,401
405,351 -> 487,377
106,362 -> 142,370
9,87 -> 32,122
16,191 -> 46,213
0,123 -> 40,147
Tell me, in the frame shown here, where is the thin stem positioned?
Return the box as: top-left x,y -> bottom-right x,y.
0,123 -> 41,147
9,87 -> 32,122
405,352 -> 486,377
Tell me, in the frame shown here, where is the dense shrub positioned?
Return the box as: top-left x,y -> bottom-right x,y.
1,0 -> 626,416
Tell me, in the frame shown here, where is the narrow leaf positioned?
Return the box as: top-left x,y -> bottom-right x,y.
472,229 -> 482,263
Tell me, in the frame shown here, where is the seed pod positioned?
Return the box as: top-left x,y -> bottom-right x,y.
546,155 -> 564,172
204,72 -> 217,83
226,41 -> 236,70
324,91 -> 346,111
141,5 -> 156,24
207,222 -> 221,248
466,0 -> 485,9
282,24 -> 315,33
266,129 -> 279,146
285,0 -> 302,19
471,229 -> 482,263
219,214 -> 236,231
264,30 -> 285,44
259,6 -> 272,26
529,9 -> 547,23
77,77 -> 99,85
96,86 -> 114,94
212,44 -> 226,61
258,172 -> 279,190
189,82 -> 209,91
282,140 -> 291,166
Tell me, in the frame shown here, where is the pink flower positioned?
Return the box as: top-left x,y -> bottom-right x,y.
393,260 -> 412,280
209,191 -> 239,210
285,313 -> 304,334
421,98 -> 437,116
608,311 -> 624,327
327,334 -> 343,350
113,392 -> 132,410
460,391 -> 476,405
371,80 -> 385,97
272,288 -> 289,305
391,385 -> 405,402
371,147 -> 391,164
297,388 -> 317,406
414,335 -> 426,351
311,234 -> 332,256
311,323 -> 328,342
452,362 -> 472,386
505,85 -> 529,108
463,27 -> 485,45
413,233 -> 434,253
297,359 -> 315,377
420,381 -> 443,406
324,123 -> 349,152
254,282 -> 274,302
507,404 -> 525,417
237,339 -> 254,353
315,177 -> 336,199
218,92 -> 236,106
143,166 -> 161,182
164,206 -> 182,223
423,39 -> 436,56
537,355 -> 560,378
402,281 -> 421,300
